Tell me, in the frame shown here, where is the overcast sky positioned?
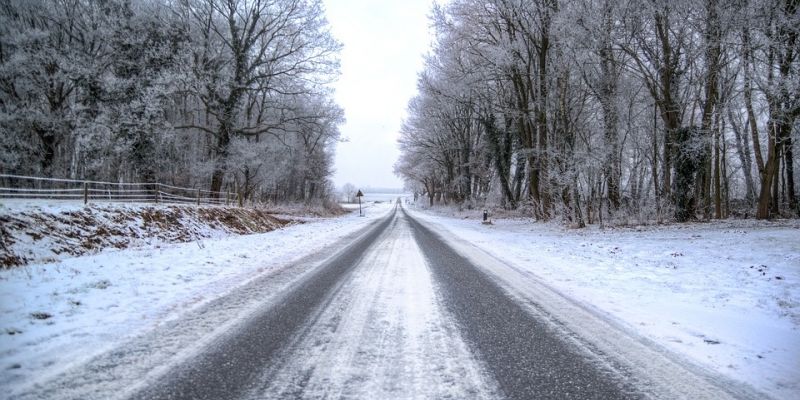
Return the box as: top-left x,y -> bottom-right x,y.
322,0 -> 435,190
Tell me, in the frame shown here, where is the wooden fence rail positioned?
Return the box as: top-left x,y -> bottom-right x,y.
0,174 -> 237,206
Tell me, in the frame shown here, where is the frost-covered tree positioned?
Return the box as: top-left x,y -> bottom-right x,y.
0,0 -> 344,203
172,0 -> 341,195
396,0 -> 799,223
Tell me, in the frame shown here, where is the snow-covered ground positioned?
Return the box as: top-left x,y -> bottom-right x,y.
0,200 -> 312,267
3,196 -> 798,399
409,207 -> 800,400
0,201 -> 395,394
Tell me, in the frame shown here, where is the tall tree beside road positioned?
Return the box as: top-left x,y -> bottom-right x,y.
174,0 -> 341,195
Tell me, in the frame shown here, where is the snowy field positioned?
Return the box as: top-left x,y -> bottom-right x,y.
409,208 -> 800,400
2,197 -> 798,399
0,201 -> 396,394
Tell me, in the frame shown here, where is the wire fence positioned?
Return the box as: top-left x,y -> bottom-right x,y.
0,174 -> 239,206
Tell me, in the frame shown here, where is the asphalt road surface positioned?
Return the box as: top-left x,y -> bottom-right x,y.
105,203 -> 753,400
123,204 -> 647,400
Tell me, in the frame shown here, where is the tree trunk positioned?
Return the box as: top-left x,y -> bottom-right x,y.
728,107 -> 756,205
38,130 -> 58,175
513,151 -> 526,204
532,4 -> 553,220
653,11 -> 682,199
425,179 -> 436,207
757,122 -> 780,219
722,130 -> 730,218
599,1 -> 621,211
700,0 -> 721,220
483,116 -> 517,208
651,102 -> 661,218
714,123 -> 722,219
742,28 -> 765,178
771,147 -> 780,215
210,121 -> 231,194
573,178 -> 586,228
785,134 -> 797,213
674,127 -> 704,222
756,0 -> 797,218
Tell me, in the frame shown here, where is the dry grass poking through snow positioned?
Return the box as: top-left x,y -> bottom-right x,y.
0,203 -> 305,268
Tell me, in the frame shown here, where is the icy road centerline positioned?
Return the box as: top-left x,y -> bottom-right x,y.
249,211 -> 497,399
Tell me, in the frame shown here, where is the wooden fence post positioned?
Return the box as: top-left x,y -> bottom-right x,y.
197,189 -> 201,206
154,183 -> 159,204
83,181 -> 88,205
238,192 -> 243,207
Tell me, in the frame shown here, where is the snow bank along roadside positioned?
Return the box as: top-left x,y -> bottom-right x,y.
0,201 -> 395,395
410,208 -> 799,400
0,200 -> 345,267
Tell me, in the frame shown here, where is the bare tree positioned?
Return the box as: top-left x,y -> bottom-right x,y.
175,0 -> 341,194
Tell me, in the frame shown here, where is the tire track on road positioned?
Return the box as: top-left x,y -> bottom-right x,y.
405,208 -> 643,400
127,208 -> 398,400
249,211 -> 498,399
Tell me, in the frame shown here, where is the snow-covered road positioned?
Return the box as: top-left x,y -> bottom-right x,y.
3,201 -> 780,399
128,205 -> 760,400
250,212 -> 497,399
127,205 -> 648,400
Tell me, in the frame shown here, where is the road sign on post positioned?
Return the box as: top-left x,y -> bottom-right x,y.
356,190 -> 364,216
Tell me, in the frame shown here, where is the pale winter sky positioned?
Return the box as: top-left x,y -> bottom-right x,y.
322,0 -> 436,190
